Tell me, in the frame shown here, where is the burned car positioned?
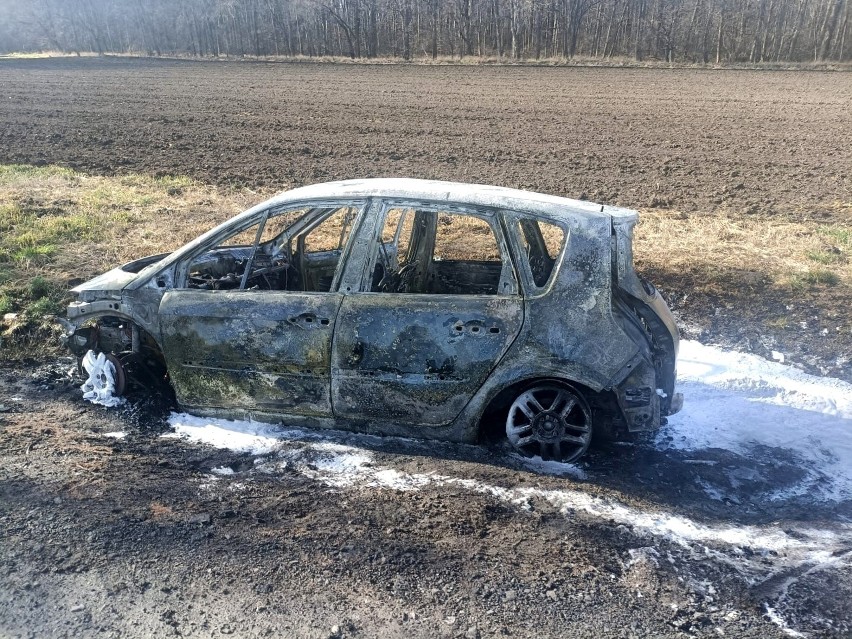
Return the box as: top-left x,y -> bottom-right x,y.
60,179 -> 682,462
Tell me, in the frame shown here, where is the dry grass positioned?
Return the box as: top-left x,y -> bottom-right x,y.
5,51 -> 849,71
0,51 -> 102,59
1,163 -> 849,360
634,205 -> 852,295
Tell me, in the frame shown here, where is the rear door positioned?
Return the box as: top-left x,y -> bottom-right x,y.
331,202 -> 524,426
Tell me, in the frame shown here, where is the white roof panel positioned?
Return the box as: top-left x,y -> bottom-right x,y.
266,178 -> 636,222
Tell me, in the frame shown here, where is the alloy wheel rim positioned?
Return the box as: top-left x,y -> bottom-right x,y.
506,385 -> 592,462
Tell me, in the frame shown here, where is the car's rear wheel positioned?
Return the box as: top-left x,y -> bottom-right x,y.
505,384 -> 593,462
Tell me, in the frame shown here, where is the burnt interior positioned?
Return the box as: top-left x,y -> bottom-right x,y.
373,258 -> 503,295
188,247 -> 304,291
372,209 -> 505,295
186,206 -> 354,293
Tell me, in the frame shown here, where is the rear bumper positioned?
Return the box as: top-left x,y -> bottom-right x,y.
634,289 -> 680,417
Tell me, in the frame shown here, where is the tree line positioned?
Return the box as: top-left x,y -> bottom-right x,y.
0,0 -> 849,63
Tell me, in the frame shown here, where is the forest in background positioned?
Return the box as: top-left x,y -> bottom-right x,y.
0,0 -> 849,63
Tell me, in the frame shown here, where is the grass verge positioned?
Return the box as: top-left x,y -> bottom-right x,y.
0,163 -> 849,368
0,164 -> 263,359
634,205 -> 852,296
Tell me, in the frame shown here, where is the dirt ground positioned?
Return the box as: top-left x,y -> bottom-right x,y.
2,362 -> 850,639
1,58 -> 851,638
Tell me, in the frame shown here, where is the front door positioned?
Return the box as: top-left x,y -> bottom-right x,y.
160,291 -> 342,416
157,200 -> 366,417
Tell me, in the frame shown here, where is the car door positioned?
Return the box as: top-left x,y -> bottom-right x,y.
331,202 -> 524,426
158,201 -> 366,417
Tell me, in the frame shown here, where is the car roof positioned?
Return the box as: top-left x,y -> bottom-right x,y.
125,178 -> 637,291
267,178 -> 637,223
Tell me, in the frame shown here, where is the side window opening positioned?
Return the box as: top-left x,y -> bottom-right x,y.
187,217 -> 297,292
185,205 -> 361,292
371,207 -> 513,295
516,218 -> 566,288
372,208 -> 414,290
297,207 -> 359,292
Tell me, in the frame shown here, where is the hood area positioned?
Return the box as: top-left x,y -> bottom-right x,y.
121,253 -> 171,274
70,254 -> 168,301
71,267 -> 140,301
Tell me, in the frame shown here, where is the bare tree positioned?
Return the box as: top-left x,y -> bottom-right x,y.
0,0 -> 848,61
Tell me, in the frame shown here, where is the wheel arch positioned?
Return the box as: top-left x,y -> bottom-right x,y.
69,313 -> 165,355
478,374 -> 615,442
68,314 -> 170,390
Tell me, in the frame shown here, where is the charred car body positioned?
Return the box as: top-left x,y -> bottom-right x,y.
60,179 -> 682,462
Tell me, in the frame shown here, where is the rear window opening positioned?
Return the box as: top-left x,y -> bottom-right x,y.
515,219 -> 566,288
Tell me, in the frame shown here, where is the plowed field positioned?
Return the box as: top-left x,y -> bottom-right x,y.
0,57 -> 850,217
2,58 -> 852,639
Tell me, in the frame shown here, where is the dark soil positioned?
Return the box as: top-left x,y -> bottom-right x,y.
2,362 -> 851,638
1,58 -> 851,638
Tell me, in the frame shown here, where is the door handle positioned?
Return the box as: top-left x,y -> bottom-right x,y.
348,342 -> 364,366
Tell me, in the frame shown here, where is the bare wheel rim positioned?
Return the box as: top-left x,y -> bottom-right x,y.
105,353 -> 127,396
506,385 -> 592,462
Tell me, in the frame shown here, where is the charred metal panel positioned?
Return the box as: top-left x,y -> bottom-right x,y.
158,290 -> 342,416
70,267 -> 139,301
332,294 -> 523,426
501,212 -> 644,385
611,215 -> 680,413
613,359 -> 661,431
